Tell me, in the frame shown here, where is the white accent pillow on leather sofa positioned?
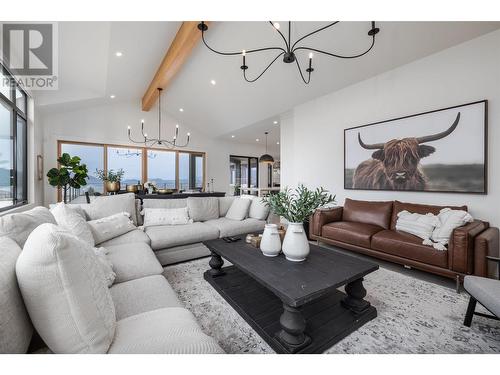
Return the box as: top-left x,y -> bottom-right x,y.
141,207 -> 192,227
50,202 -> 95,247
226,198 -> 252,221
16,224 -> 116,354
396,210 -> 441,246
87,212 -> 136,245
432,208 -> 473,247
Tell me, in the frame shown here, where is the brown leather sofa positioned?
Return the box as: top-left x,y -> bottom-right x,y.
310,199 -> 499,286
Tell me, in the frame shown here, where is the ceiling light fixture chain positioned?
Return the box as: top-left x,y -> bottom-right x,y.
197,21 -> 380,84
127,88 -> 190,148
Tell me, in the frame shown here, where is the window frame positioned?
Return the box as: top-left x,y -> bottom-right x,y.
0,64 -> 28,213
229,155 -> 259,195
57,140 -> 206,201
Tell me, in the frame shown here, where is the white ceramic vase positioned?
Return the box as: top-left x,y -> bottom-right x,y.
282,222 -> 310,262
260,224 -> 282,257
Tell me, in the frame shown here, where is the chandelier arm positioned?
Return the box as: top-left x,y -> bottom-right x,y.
243,52 -> 284,83
294,35 -> 375,59
269,21 -> 290,51
201,29 -> 285,55
291,22 -> 340,51
294,56 -> 311,85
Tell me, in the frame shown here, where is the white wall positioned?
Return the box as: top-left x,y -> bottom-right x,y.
281,29 -> 500,226
40,100 -> 268,205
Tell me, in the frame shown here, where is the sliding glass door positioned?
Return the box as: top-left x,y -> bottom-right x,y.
230,155 -> 259,195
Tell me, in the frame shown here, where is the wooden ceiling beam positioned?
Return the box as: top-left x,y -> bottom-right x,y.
142,21 -> 206,111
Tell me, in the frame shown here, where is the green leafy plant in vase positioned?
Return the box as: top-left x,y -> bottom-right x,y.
95,168 -> 124,193
262,184 -> 335,261
47,153 -> 89,204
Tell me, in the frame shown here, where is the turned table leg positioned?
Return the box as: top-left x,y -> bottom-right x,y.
342,278 -> 371,314
208,252 -> 225,277
276,303 -> 311,353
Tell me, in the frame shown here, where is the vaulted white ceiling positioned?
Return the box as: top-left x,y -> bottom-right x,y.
36,21 -> 500,143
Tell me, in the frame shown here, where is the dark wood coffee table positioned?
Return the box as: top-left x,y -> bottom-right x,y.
203,237 -> 379,354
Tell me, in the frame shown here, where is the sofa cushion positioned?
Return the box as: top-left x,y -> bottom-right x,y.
155,243 -> 212,266
249,198 -> 270,221
99,229 -> 151,247
146,222 -> 219,250
390,200 -> 468,230
0,206 -> 56,247
0,237 -> 33,354
142,198 -> 187,209
187,197 -> 219,222
225,198 -> 252,221
105,242 -> 163,283
79,193 -> 138,225
218,196 -> 236,217
343,198 -> 393,230
16,224 -> 116,354
88,212 -> 136,245
108,307 -> 223,354
51,202 -> 95,246
371,230 -> 448,268
322,221 -> 384,248
110,275 -> 182,320
94,247 -> 116,287
205,217 -> 266,238
464,276 -> 500,317
110,275 -> 183,320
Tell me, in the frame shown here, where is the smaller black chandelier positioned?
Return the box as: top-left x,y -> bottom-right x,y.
127,87 -> 190,148
198,21 -> 380,84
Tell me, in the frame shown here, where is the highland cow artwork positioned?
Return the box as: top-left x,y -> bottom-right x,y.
344,101 -> 487,194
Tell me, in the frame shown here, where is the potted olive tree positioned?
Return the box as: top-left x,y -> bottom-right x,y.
262,184 -> 335,262
95,169 -> 125,193
47,153 -> 89,204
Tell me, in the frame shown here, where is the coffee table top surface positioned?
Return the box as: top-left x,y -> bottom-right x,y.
203,237 -> 379,307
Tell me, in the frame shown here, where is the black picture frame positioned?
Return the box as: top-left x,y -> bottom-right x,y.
344,100 -> 488,194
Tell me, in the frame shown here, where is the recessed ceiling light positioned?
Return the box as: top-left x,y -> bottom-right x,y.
231,135 -> 235,138
210,79 -> 216,85
110,95 -> 116,99
115,51 -> 123,57
256,138 -> 260,142
179,108 -> 184,112
273,120 -> 278,124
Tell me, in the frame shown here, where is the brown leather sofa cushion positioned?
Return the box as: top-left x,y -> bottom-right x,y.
322,221 -> 384,248
371,230 -> 448,268
343,198 -> 393,230
390,200 -> 468,230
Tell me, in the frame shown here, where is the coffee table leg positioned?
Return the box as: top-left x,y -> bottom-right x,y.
342,278 -> 370,313
208,252 -> 225,277
276,303 -> 311,353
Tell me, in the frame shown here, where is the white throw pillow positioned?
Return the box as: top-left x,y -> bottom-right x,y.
432,208 -> 474,247
50,202 -> 95,247
0,207 -> 56,247
187,197 -> 219,222
249,198 -> 270,221
218,196 -> 236,217
226,198 -> 252,221
141,207 -> 192,227
79,193 -> 138,225
87,212 -> 136,245
396,210 -> 442,249
16,224 -> 116,354
93,247 -> 116,287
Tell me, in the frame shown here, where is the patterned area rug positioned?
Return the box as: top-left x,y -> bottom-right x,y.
163,257 -> 500,354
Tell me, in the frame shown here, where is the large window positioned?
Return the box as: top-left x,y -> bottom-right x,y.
0,65 -> 27,212
57,140 -> 205,201
230,155 -> 259,195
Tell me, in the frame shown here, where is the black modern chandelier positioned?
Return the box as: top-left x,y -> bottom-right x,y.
127,88 -> 190,148
197,21 -> 380,84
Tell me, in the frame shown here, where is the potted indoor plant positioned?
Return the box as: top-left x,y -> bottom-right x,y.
46,153 -> 89,204
262,185 -> 335,262
96,168 -> 124,193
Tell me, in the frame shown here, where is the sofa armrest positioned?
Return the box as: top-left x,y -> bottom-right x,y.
449,220 -> 489,274
474,227 -> 499,278
310,207 -> 343,237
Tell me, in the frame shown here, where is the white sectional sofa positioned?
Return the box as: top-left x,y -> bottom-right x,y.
0,193 -> 269,354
